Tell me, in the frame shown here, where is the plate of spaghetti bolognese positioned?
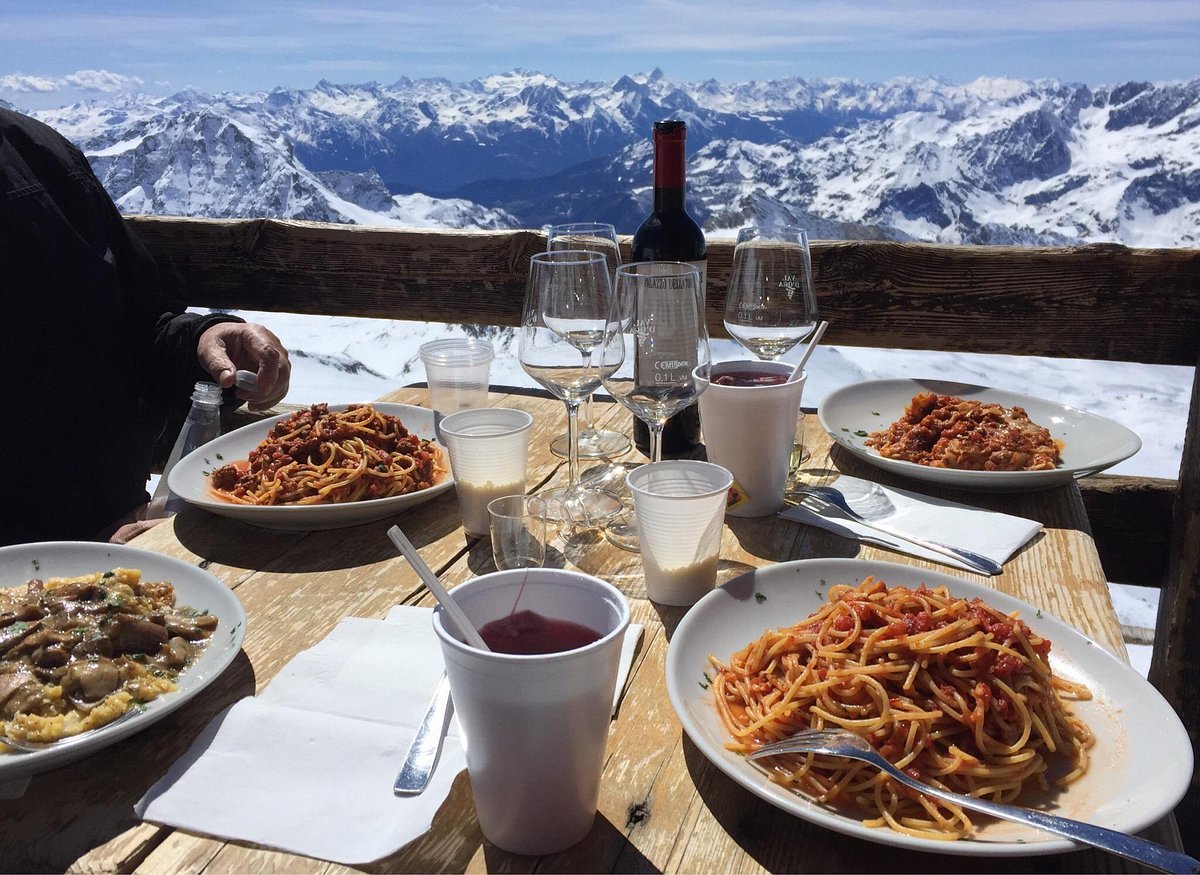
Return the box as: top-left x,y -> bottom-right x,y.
666,558 -> 1190,855
818,379 -> 1141,491
167,402 -> 454,530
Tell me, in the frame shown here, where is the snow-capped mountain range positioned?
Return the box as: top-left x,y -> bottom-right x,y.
23,69 -> 1200,246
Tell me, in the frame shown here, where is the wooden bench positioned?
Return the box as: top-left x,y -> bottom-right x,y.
130,216 -> 1200,843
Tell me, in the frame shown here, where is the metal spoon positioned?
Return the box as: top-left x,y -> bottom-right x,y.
747,728 -> 1199,874
0,707 -> 140,754
790,484 -> 1003,575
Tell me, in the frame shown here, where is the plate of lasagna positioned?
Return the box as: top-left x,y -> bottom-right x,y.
167,402 -> 454,530
818,379 -> 1141,491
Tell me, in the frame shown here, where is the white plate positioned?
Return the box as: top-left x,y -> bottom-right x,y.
666,558 -> 1191,857
818,379 -> 1142,491
0,541 -> 246,781
168,402 -> 453,531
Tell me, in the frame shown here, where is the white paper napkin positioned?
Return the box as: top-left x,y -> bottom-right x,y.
136,606 -> 644,865
779,475 -> 1042,574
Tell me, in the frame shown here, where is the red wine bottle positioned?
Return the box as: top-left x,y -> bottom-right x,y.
630,120 -> 707,458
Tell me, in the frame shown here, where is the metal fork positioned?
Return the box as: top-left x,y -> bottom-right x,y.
747,728 -> 1199,874
0,707 -> 140,754
790,484 -> 1003,575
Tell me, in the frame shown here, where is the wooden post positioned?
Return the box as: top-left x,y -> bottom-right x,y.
1149,348 -> 1200,853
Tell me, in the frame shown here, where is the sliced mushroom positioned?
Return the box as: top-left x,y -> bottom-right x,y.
63,659 -> 122,703
32,642 -> 71,669
0,604 -> 44,627
163,616 -> 217,640
71,636 -> 114,660
0,618 -> 42,657
165,636 -> 193,669
0,669 -> 45,719
107,615 -> 168,654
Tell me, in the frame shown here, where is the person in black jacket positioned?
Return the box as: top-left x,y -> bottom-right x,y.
0,107 -> 291,545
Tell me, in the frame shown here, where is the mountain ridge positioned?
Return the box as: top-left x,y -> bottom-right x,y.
24,69 -> 1200,245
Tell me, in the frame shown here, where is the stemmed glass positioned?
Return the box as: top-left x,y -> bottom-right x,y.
724,225 -> 818,464
599,261 -> 711,550
723,226 -> 818,361
518,250 -> 623,529
545,223 -> 632,462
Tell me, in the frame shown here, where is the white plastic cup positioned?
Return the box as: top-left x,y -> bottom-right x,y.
626,460 -> 733,606
432,568 -> 631,856
439,408 -> 533,537
695,360 -> 807,517
419,338 -> 495,414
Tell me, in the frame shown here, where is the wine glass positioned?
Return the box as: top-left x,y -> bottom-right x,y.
599,261 -> 711,551
518,250 -> 623,531
546,223 -> 632,462
724,225 -> 817,465
723,225 -> 818,361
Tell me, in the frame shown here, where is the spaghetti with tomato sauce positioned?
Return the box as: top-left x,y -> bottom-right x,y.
711,577 -> 1093,840
208,403 -> 445,506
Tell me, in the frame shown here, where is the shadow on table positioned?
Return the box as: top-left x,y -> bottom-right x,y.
682,733 -> 1105,874
0,651 -> 257,872
357,769 -> 657,873
172,493 -> 465,574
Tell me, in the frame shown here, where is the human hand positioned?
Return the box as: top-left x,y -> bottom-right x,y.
198,322 -> 292,410
109,517 -> 168,544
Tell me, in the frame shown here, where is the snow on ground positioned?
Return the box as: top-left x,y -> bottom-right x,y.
226,308 -> 1192,481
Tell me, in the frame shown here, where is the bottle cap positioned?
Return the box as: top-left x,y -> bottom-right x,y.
192,381 -> 223,405
653,120 -> 687,139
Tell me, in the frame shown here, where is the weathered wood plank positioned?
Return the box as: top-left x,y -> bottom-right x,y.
1080,474 -> 1177,587
1149,347 -> 1200,851
128,217 -> 1200,366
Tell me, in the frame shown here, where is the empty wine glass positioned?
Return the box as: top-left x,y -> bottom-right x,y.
518,250 -> 623,531
723,225 -> 818,361
599,261 -> 711,551
546,223 -> 632,462
725,225 -> 818,465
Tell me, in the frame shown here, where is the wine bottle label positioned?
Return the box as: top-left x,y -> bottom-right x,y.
687,258 -> 708,304
634,263 -> 705,394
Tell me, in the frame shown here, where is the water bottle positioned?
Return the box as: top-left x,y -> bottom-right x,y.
150,381 -> 224,516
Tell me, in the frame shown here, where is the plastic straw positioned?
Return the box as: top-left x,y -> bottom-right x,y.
387,525 -> 491,651
790,320 -> 829,383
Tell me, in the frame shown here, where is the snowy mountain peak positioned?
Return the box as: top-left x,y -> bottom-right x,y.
19,71 -> 1200,245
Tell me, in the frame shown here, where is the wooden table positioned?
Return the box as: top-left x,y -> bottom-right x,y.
1,387 -> 1180,873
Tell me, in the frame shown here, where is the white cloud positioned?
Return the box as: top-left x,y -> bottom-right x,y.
64,69 -> 143,92
0,73 -> 60,92
0,68 -> 142,94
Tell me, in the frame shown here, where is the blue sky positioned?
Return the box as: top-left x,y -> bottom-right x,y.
3,0 -> 1199,109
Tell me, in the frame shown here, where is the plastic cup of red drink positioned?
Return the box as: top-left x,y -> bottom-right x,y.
431,568 -> 630,855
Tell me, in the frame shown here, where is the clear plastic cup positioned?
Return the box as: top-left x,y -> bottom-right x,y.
438,408 -> 533,537
432,568 -> 630,855
695,360 -> 807,517
626,460 -> 733,606
488,494 -> 548,570
419,338 -> 495,414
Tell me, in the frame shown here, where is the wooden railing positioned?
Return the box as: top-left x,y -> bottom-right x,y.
130,217 -> 1199,580
129,217 -> 1200,815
